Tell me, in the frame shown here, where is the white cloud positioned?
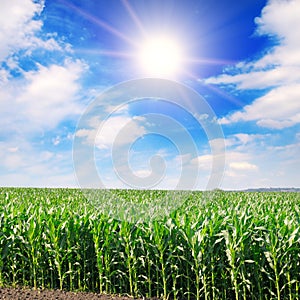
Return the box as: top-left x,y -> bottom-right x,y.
96,115 -> 146,149
76,114 -> 146,150
0,0 -> 62,63
174,153 -> 192,166
0,59 -> 87,133
0,0 -> 87,134
254,0 -> 300,62
0,140 -> 77,187
57,131 -> 300,189
191,154 -> 212,171
205,0 -> 300,129
20,59 -> 87,128
209,138 -> 226,153
224,151 -> 256,178
206,66 -> 300,90
0,0 -> 89,188
219,136 -> 300,189
7,147 -> 19,153
229,162 -> 258,171
225,133 -> 266,148
133,169 -> 152,178
188,147 -> 260,189
222,84 -> 300,129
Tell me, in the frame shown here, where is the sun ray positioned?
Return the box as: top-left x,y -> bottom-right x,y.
121,0 -> 147,37
60,0 -> 238,84
181,69 -> 244,108
185,57 -> 237,66
74,48 -> 134,59
201,82 -> 245,108
59,0 -> 138,47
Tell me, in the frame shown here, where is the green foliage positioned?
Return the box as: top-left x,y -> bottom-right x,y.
0,188 -> 299,299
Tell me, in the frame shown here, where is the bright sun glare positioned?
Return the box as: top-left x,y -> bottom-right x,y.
137,35 -> 183,77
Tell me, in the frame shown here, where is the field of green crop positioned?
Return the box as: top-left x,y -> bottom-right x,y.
0,188 -> 299,299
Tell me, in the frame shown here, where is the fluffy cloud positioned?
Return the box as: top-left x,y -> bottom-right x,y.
220,133 -> 299,189
20,59 -> 87,128
76,114 -> 146,150
229,162 -> 258,171
0,0 -> 87,187
0,59 -> 87,134
0,0 -> 61,63
205,0 -> 300,129
0,0 -> 87,134
220,84 -> 300,129
0,140 -> 77,187
187,150 -> 256,189
188,131 -> 298,190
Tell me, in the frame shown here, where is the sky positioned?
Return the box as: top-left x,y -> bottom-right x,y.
0,0 -> 299,190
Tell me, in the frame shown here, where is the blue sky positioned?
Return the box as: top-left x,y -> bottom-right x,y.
0,0 -> 299,190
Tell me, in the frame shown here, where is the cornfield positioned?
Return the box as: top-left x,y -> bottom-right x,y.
0,187 -> 299,299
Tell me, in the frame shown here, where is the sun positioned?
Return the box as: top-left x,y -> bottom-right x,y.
137,35 -> 184,78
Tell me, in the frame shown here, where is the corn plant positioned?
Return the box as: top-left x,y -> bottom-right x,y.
0,188 -> 299,299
